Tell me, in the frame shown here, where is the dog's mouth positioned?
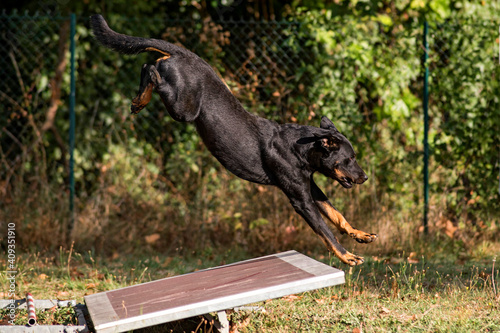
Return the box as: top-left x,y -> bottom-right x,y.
338,177 -> 353,189
326,169 -> 355,189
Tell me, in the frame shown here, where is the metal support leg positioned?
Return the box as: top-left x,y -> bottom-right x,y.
204,310 -> 229,333
217,310 -> 230,333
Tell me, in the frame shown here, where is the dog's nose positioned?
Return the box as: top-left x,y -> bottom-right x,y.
357,173 -> 368,184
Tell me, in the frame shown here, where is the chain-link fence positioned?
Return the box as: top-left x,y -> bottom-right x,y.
163,18 -> 312,120
1,12 -> 498,251
0,12 -> 76,245
0,12 -> 71,184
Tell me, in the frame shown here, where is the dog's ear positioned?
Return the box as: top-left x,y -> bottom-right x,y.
312,130 -> 341,151
319,137 -> 337,150
318,136 -> 340,151
320,116 -> 339,132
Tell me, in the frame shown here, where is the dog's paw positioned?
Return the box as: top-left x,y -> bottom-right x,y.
349,230 -> 378,244
130,102 -> 144,114
339,251 -> 365,266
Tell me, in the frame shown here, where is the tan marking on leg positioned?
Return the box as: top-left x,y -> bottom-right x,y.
317,234 -> 364,266
316,201 -> 378,244
316,201 -> 352,234
131,83 -> 154,114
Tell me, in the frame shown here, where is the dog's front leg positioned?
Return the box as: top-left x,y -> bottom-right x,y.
310,178 -> 378,244
281,181 -> 364,266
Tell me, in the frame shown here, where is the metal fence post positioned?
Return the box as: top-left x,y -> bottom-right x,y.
423,21 -> 429,234
69,13 -> 76,241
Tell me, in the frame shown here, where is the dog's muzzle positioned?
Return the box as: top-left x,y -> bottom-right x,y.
338,173 -> 367,189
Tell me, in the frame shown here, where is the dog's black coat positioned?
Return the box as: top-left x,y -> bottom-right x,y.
90,15 -> 377,265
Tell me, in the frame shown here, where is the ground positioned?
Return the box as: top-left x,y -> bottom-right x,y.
0,246 -> 499,332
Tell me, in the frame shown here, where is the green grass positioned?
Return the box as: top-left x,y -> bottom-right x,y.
1,247 -> 499,332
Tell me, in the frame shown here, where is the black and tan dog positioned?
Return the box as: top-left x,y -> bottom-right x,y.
90,15 -> 377,265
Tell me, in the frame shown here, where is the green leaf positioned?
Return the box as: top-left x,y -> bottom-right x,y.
375,14 -> 393,27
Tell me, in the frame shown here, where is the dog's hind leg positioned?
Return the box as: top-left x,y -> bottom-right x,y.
131,64 -> 157,114
131,55 -> 177,115
311,178 -> 378,244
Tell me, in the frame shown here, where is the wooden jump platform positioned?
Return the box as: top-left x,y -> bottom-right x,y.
84,250 -> 345,333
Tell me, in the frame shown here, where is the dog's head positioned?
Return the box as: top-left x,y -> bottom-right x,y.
309,116 -> 368,189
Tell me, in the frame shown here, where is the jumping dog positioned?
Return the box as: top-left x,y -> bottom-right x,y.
90,15 -> 377,265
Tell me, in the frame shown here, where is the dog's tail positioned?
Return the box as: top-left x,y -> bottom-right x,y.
90,14 -> 187,57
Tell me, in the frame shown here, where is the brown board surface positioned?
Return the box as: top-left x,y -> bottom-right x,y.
85,250 -> 344,333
